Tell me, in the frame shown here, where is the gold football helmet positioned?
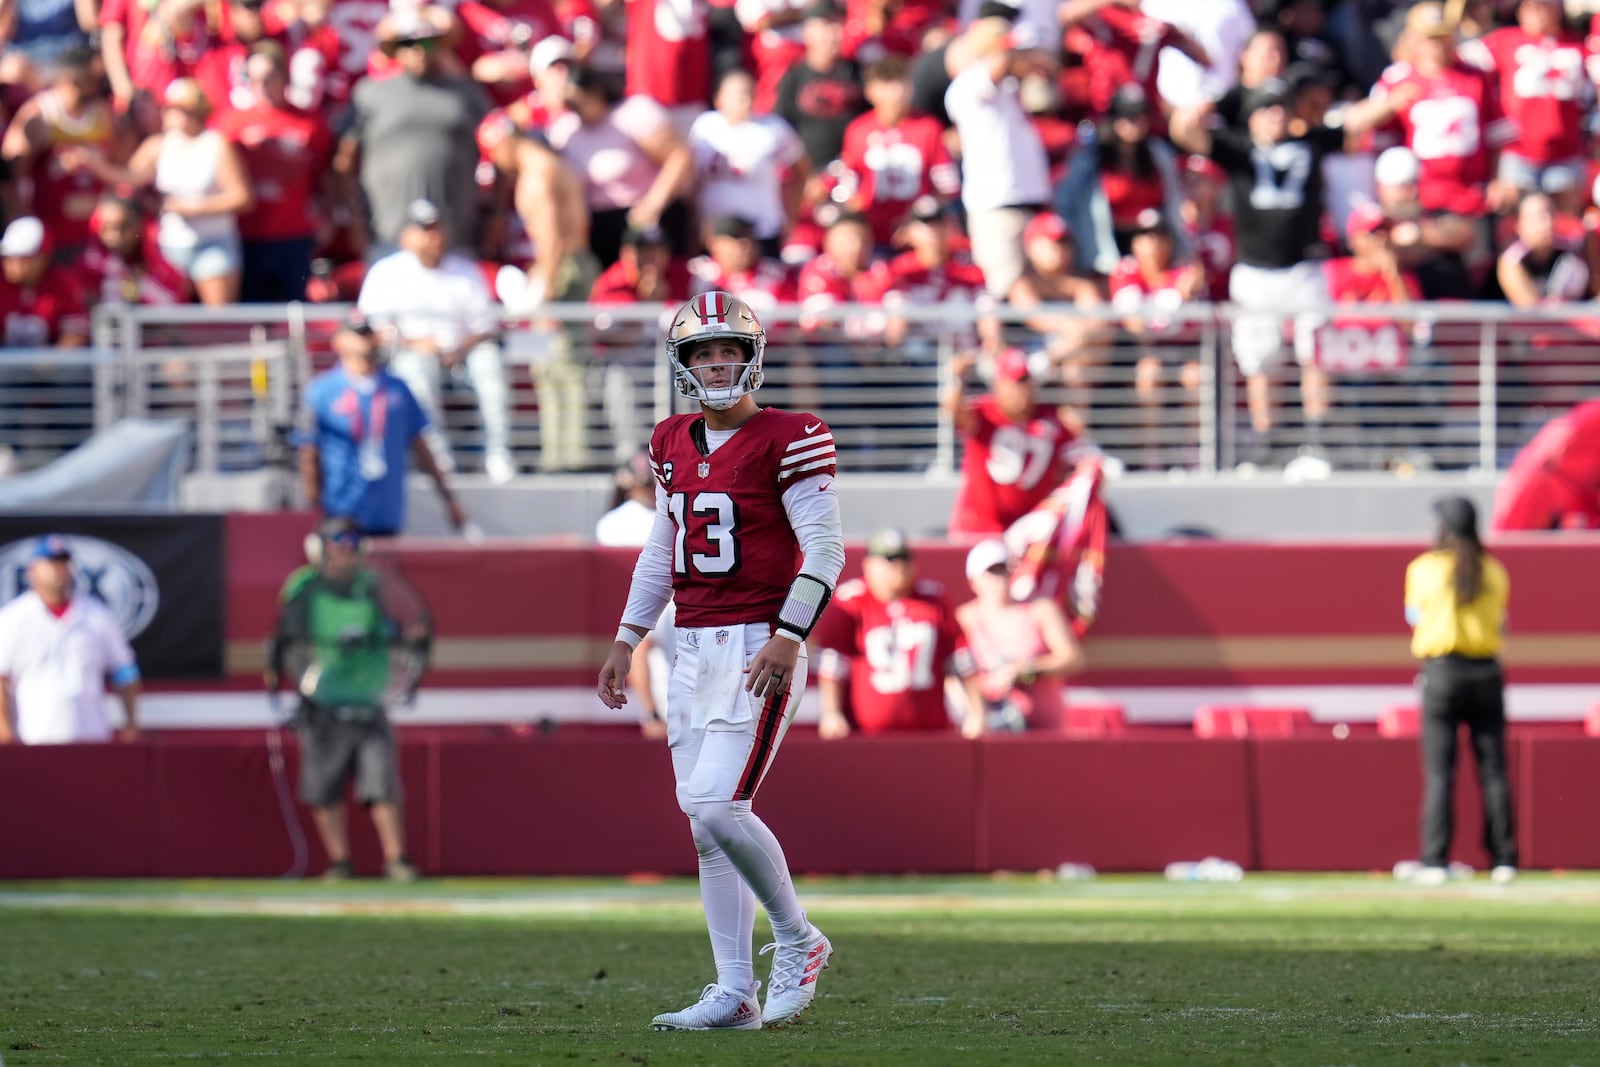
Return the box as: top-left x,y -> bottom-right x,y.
666,291 -> 767,410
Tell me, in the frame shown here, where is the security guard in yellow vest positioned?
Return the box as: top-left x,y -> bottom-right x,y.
1403,496 -> 1517,885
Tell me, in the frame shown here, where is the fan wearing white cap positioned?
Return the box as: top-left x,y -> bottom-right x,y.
954,538 -> 1084,732
1373,146 -> 1479,301
0,217 -> 91,348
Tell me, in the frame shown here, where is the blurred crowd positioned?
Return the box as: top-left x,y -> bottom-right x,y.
8,0 -> 1600,463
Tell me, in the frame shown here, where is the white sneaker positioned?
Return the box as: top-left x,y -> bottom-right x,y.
761,925 -> 833,1027
1393,860 -> 1423,882
485,450 -> 516,485
650,982 -> 761,1031
1491,865 -> 1518,884
1413,865 -> 1449,886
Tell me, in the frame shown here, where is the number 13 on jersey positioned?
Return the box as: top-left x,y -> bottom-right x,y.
669,491 -> 741,577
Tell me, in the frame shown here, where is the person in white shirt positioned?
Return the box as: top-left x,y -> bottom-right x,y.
0,534 -> 141,745
944,30 -> 1055,299
687,67 -> 810,255
594,449 -> 674,738
358,199 -> 515,484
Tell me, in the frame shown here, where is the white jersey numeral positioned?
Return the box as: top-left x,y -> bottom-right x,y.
863,619 -> 938,693
669,491 -> 740,576
1248,143 -> 1312,210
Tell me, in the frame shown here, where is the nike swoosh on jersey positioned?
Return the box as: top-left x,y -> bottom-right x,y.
804,422 -> 822,433
817,479 -> 831,492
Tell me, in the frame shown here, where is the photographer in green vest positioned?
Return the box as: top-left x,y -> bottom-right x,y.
267,517 -> 430,882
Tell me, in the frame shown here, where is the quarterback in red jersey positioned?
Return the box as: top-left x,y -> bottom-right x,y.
598,290 -> 842,1032
946,347 -> 1097,538
814,528 -> 983,739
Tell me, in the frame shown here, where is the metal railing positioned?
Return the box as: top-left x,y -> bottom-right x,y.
0,301 -> 1590,479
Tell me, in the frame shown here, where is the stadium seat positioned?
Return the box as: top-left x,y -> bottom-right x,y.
1378,705 -> 1421,739
1061,703 -> 1127,738
1193,705 -> 1314,739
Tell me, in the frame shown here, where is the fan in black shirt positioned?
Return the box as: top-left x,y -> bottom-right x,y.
774,2 -> 868,169
1171,78 -> 1350,451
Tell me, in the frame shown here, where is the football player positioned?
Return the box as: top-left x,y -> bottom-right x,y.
597,291 -> 845,1031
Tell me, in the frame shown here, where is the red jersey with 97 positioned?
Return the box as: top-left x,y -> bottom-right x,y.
814,577 -> 970,733
649,408 -> 836,627
950,395 -> 1092,536
1379,63 -> 1513,214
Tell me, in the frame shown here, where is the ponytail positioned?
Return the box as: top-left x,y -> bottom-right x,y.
1442,530 -> 1484,605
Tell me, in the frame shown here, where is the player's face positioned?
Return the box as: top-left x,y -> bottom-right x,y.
708,234 -> 757,273
1,252 -> 45,287
994,374 -> 1036,420
1247,103 -> 1287,145
1518,194 -> 1555,250
96,204 -> 138,255
1111,113 -> 1148,144
863,554 -> 914,599
1131,229 -> 1171,271
321,537 -> 360,580
1240,31 -> 1287,83
1184,173 -> 1219,215
682,338 -> 749,390
969,561 -> 1012,602
1026,235 -> 1067,276
908,218 -> 948,262
716,72 -> 754,124
866,76 -> 910,122
1414,35 -> 1450,69
824,221 -> 870,274
27,556 -> 72,600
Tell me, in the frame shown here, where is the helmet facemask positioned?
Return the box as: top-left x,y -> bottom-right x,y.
666,292 -> 767,411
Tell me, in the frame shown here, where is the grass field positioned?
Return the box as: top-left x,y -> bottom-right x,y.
4,874 -> 1600,1066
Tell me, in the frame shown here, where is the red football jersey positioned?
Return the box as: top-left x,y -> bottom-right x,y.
814,576 -> 970,734
1459,27 -> 1587,165
79,231 -> 189,306
1182,213 -> 1236,301
589,257 -> 693,303
1108,258 -> 1198,337
216,102 -> 334,241
950,395 -> 1093,536
1378,62 -> 1513,214
836,111 -> 960,247
1065,7 -> 1180,130
857,251 -> 987,307
627,0 -> 713,109
0,273 -> 90,347
649,408 -> 836,627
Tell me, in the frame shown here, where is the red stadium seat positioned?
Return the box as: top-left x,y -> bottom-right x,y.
1061,703 -> 1127,738
1379,705 -> 1422,739
1193,705 -> 1314,739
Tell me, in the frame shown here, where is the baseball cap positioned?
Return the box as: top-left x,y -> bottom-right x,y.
337,308 -> 377,339
994,346 -> 1033,383
710,215 -> 756,240
31,533 -> 71,561
405,198 -> 443,228
965,539 -> 1011,581
1405,2 -> 1453,39
621,222 -> 668,247
866,528 -> 912,561
1183,155 -> 1224,183
387,7 -> 446,43
1023,211 -> 1070,246
528,35 -> 574,76
0,216 -> 46,258
1374,146 -> 1420,187
1109,84 -> 1150,120
1243,78 -> 1290,117
1346,202 -> 1390,238
1131,207 -> 1168,235
1434,496 -> 1479,538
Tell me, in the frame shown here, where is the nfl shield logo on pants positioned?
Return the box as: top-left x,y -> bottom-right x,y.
716,629 -> 730,646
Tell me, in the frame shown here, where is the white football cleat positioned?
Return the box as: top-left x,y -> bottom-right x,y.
1413,865 -> 1450,886
1491,865 -> 1518,885
650,983 -> 761,1031
761,925 -> 833,1027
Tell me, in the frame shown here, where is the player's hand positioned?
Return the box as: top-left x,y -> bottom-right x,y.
598,643 -> 633,710
818,707 -> 852,740
446,497 -> 468,531
960,714 -> 985,740
118,724 -> 141,743
746,636 -> 800,701
948,350 -> 979,383
640,711 -> 667,740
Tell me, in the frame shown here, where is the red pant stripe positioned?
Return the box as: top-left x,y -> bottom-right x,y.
733,687 -> 788,801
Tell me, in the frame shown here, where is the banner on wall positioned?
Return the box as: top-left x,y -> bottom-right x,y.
0,514 -> 225,679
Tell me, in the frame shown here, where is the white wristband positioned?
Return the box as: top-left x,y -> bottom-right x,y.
615,627 -> 644,650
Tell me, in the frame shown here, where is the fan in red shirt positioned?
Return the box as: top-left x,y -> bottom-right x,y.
944,347 -> 1097,538
813,528 -> 984,738
266,0 -> 390,114
834,55 -> 959,250
79,195 -> 191,306
1062,0 -> 1209,134
1177,155 -> 1235,300
625,0 -> 714,123
856,196 -> 995,350
194,0 -> 282,119
0,218 -> 91,347
216,45 -> 335,303
456,0 -> 565,105
840,0 -> 939,63
688,215 -> 796,321
1,49 -> 123,259
590,223 -> 692,303
1347,2 -> 1516,216
795,210 -> 881,334
1458,0 -> 1589,211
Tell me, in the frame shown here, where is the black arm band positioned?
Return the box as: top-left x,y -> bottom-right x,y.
775,573 -> 833,640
